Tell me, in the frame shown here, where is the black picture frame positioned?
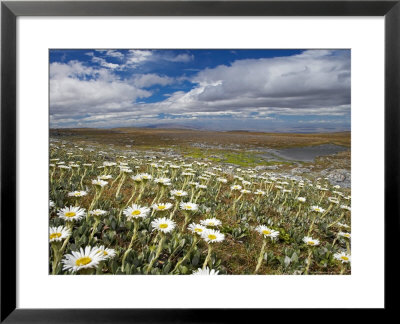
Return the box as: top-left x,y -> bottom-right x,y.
1,0 -> 398,322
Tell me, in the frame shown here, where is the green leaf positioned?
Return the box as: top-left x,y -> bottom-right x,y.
191,252 -> 200,266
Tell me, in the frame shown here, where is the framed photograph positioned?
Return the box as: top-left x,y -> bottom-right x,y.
1,0 -> 398,322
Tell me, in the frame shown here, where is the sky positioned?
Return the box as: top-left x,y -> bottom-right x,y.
49,49 -> 350,132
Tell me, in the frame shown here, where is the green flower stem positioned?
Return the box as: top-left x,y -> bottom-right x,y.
50,167 -> 56,186
202,244 -> 213,269
126,183 -> 138,206
87,186 -> 100,220
80,168 -> 87,190
146,234 -> 165,274
307,212 -> 318,236
194,191 -> 203,203
181,212 -> 190,230
272,191 -> 279,204
169,200 -> 180,220
294,204 -> 302,223
115,173 -> 126,198
89,216 -> 101,241
254,239 -> 267,274
304,248 -> 313,275
190,188 -> 196,202
318,192 -> 326,204
321,204 -> 333,218
327,211 -> 345,229
111,171 -> 122,187
121,219 -> 140,272
134,183 -> 145,203
346,240 -> 351,254
51,242 -> 62,275
156,186 -> 165,203
172,236 -> 198,273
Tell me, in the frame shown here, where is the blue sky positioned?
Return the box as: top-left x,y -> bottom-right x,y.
50,49 -> 350,132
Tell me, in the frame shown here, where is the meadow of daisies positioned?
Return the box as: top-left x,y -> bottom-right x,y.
49,141 -> 351,275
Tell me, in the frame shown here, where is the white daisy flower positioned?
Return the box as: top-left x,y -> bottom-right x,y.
334,252 -> 351,263
49,226 -> 71,242
179,202 -> 198,211
89,209 -> 108,217
49,200 -> 55,209
132,174 -> 143,182
254,190 -> 266,195
68,190 -> 88,197
192,267 -> 219,275
230,184 -> 242,191
152,203 -> 173,212
255,225 -> 279,239
337,222 -> 351,229
328,197 -> 339,204
201,229 -> 225,243
57,206 -> 86,222
338,232 -> 351,239
62,246 -> 105,273
340,205 -> 351,211
154,177 -> 171,185
196,184 -> 207,189
171,190 -> 188,198
217,178 -> 228,183
140,173 -> 152,181
187,223 -> 207,235
240,189 -> 251,194
96,245 -> 116,260
92,179 -> 108,187
200,218 -> 222,227
123,204 -> 150,220
303,236 -> 320,246
99,174 -> 113,180
311,206 -> 326,213
182,172 -> 194,177
151,217 -> 176,234
297,197 -> 306,203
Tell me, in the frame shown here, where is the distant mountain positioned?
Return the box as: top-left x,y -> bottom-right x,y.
142,123 -> 204,130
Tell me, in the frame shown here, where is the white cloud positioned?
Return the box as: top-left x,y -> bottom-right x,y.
50,61 -> 152,116
50,50 -> 350,130
166,53 -> 194,63
131,74 -> 174,88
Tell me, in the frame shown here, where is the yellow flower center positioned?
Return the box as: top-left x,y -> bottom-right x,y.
131,210 -> 141,216
262,230 -> 271,235
186,205 -> 192,209
308,241 -> 315,245
65,212 -> 76,218
159,223 -> 168,229
158,206 -> 166,210
341,256 -> 349,261
50,232 -> 61,240
344,234 -> 350,238
208,234 -> 217,240
208,222 -> 214,226
194,228 -> 203,232
75,257 -> 92,266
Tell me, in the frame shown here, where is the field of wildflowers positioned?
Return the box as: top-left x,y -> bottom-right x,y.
49,139 -> 351,275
